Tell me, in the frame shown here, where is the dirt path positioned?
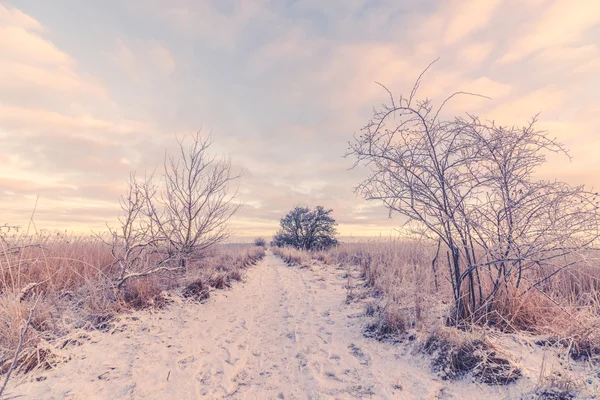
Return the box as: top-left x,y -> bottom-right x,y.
12,251 -> 516,399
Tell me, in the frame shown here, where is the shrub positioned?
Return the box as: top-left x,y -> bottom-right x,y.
348,62 -> 600,323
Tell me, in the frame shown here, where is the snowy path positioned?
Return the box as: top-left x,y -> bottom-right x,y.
12,251 -> 513,399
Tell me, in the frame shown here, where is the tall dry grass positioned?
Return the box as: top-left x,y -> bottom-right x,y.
269,240 -> 596,388
0,232 -> 265,374
320,241 -> 600,355
325,240 -> 445,332
271,246 -> 313,267
327,240 -> 600,331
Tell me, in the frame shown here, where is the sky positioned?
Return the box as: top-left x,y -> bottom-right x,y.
1,0 -> 599,239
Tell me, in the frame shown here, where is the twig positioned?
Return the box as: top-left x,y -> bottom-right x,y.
26,195 -> 39,236
116,265 -> 183,289
0,296 -> 39,399
17,282 -> 43,302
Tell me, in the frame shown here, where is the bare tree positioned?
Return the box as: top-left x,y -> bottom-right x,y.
107,132 -> 241,289
150,133 -> 240,262
348,62 -> 600,323
103,173 -> 175,289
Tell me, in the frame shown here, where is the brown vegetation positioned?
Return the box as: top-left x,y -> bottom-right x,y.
271,246 -> 313,267
0,231 -> 264,378
274,239 -> 600,391
330,241 -> 599,346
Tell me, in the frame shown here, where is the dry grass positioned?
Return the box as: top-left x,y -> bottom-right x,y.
326,241 -> 600,338
0,233 -> 265,374
526,356 -> 584,400
271,247 -> 313,268
326,240 -> 445,333
273,239 -> 600,387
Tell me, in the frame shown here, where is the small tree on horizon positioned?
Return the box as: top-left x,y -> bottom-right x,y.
273,206 -> 339,250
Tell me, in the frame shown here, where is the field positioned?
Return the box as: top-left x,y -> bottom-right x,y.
274,241 -> 600,398
2,232 -> 599,398
0,232 -> 265,376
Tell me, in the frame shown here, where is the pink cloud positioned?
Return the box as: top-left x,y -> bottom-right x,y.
0,61 -> 106,96
458,42 -> 494,65
0,4 -> 42,30
500,0 -> 600,63
485,86 -> 564,123
0,105 -> 153,135
443,0 -> 503,44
